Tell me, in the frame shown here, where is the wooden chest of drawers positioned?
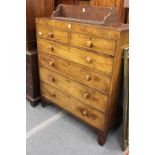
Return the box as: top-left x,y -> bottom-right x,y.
36,17 -> 129,145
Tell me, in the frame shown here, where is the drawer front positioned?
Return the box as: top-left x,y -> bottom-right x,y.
38,52 -> 111,93
39,66 -> 108,113
37,25 -> 69,44
37,38 -> 113,75
71,32 -> 116,56
40,82 -> 105,130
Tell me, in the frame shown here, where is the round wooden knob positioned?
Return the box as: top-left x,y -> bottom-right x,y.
87,40 -> 93,47
84,93 -> 89,98
82,109 -> 88,116
38,32 -> 42,35
50,77 -> 55,82
49,61 -> 54,66
85,74 -> 91,81
86,57 -> 92,63
51,93 -> 56,97
48,46 -> 54,51
48,32 -> 54,38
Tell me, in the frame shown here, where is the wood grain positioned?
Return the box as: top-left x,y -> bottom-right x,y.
37,38 -> 114,75
36,17 -> 129,145
71,32 -> 116,56
37,25 -> 69,44
90,0 -> 125,22
39,66 -> 108,113
40,81 -> 106,130
104,29 -> 129,131
38,52 -> 111,92
36,18 -> 128,40
27,0 -> 54,51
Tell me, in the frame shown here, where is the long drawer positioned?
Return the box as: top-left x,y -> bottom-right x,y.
38,52 -> 111,93
37,38 -> 114,75
39,66 -> 108,113
40,82 -> 106,130
71,32 -> 116,56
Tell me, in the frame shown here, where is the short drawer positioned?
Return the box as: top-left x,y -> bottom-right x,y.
71,32 -> 116,56
40,82 -> 106,131
38,52 -> 111,93
37,38 -> 113,75
39,66 -> 108,113
36,25 -> 69,44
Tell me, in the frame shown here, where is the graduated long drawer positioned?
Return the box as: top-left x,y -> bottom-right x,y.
39,66 -> 108,113
40,81 -> 106,131
38,52 -> 111,93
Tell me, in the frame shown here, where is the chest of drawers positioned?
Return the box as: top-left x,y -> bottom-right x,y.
36,17 -> 129,145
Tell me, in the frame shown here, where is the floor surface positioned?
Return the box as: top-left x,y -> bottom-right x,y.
26,100 -> 124,155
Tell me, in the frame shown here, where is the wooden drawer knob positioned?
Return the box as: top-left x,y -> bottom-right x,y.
82,109 -> 88,116
87,40 -> 93,47
85,74 -> 91,81
47,90 -> 56,97
49,61 -> 54,66
48,32 -> 54,38
38,32 -> 42,36
86,57 -> 92,63
50,77 -> 55,82
68,24 -> 71,29
48,46 -> 54,51
84,93 -> 89,98
51,93 -> 56,97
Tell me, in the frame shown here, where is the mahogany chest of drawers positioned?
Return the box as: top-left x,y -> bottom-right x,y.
36,16 -> 128,145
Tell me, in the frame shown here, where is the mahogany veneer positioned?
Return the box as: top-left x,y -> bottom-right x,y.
36,5 -> 129,145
